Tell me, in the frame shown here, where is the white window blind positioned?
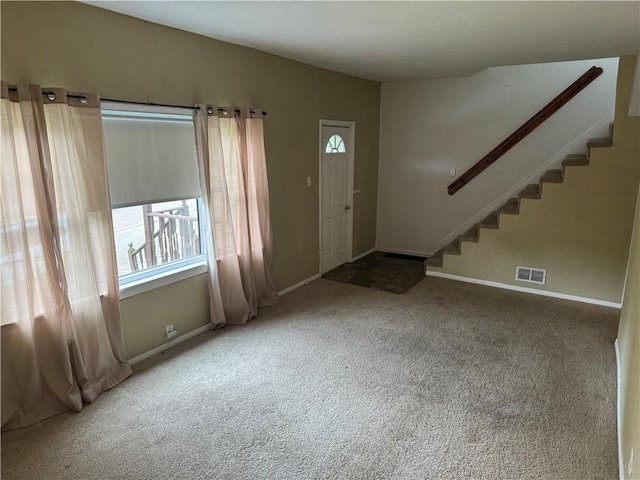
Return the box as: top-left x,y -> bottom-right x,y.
101,103 -> 201,208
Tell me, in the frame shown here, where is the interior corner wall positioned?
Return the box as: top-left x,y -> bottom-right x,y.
377,58 -> 618,256
0,1 -> 380,359
617,56 -> 640,480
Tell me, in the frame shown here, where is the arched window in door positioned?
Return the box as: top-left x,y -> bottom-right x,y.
325,134 -> 346,154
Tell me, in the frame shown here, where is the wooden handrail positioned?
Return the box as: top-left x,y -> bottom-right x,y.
147,211 -> 198,222
447,66 -> 603,195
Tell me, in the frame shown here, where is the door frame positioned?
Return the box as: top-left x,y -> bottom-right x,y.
318,119 -> 356,274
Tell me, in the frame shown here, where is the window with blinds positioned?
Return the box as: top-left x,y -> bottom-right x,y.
101,103 -> 205,285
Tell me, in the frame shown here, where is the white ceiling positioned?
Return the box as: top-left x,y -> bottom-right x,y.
84,1 -> 640,82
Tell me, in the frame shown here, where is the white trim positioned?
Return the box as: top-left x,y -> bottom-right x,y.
376,246 -> 431,258
278,273 -> 322,296
119,261 -> 208,300
128,324 -> 211,365
349,247 -> 376,263
433,114 -> 614,251
319,120 -> 356,275
425,271 -> 622,308
615,339 -> 625,480
347,124 -> 355,264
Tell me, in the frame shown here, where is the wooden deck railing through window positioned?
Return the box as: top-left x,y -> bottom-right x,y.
127,201 -> 200,272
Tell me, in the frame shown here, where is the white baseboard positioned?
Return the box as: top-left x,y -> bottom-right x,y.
278,273 -> 322,296
426,271 -> 622,308
349,247 -> 376,263
433,114 -> 614,251
128,324 -> 211,365
376,247 -> 431,258
615,339 -> 625,480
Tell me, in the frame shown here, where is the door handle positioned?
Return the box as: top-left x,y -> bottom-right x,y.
345,205 -> 351,210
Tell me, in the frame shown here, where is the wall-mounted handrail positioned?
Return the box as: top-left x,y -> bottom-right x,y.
447,66 -> 603,195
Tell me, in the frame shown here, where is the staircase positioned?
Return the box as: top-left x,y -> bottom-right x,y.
425,128 -> 614,271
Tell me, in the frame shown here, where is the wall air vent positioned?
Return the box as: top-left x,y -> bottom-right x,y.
515,266 -> 546,285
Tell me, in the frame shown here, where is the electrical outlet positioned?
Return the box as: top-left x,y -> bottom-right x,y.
306,176 -> 312,187
450,168 -> 456,177
166,329 -> 177,340
629,448 -> 634,477
165,324 -> 176,340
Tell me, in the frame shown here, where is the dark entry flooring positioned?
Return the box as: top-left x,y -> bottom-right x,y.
322,251 -> 426,294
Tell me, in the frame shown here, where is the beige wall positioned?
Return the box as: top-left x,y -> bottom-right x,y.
617,59 -> 640,480
120,274 -> 210,358
430,56 -> 640,304
1,2 -> 380,358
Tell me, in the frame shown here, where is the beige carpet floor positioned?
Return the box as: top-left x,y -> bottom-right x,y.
1,277 -> 619,479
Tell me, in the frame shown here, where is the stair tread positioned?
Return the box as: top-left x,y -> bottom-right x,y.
443,239 -> 461,255
562,154 -> 589,167
587,138 -> 613,148
425,251 -> 443,267
498,198 -> 520,214
540,169 -> 563,183
479,212 -> 499,229
459,226 -> 480,242
519,184 -> 541,199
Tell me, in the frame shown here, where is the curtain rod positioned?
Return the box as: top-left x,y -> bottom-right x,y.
7,86 -> 90,102
6,88 -> 267,116
102,98 -> 267,116
102,97 -> 196,110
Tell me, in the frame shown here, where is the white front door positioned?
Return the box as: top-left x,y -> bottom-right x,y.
321,125 -> 351,273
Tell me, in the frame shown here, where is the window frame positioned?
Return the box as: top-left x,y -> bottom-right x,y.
118,255 -> 208,300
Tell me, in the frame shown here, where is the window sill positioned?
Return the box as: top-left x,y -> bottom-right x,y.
119,261 -> 208,300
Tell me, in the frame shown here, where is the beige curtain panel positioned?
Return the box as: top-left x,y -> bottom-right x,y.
194,106 -> 279,326
1,83 -> 132,430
